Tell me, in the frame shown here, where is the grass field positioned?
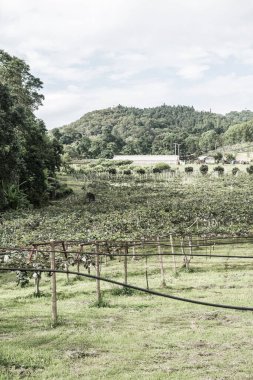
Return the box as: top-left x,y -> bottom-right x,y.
1,241 -> 253,379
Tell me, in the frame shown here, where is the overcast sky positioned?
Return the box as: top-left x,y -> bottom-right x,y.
1,0 -> 253,129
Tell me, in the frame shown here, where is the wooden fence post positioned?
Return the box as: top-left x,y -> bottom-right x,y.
62,241 -> 70,282
50,240 -> 57,326
78,245 -> 83,274
132,242 -> 136,261
142,238 -> 149,289
95,243 -> 102,304
157,236 -> 166,287
124,244 -> 128,285
170,233 -> 177,273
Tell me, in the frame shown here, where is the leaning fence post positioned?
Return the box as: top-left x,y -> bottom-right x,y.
157,236 -> 166,287
95,242 -> 102,304
50,240 -> 57,326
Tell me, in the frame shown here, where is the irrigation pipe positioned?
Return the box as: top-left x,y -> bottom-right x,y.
1,267 -> 252,312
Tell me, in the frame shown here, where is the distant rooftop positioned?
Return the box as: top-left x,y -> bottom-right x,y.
113,155 -> 179,165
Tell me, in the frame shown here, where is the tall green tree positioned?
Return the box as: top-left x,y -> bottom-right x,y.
0,50 -> 62,209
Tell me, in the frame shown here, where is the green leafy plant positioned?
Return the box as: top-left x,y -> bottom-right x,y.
213,166 -> 224,175
199,164 -> 208,175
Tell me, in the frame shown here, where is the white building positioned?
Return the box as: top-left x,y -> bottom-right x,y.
198,156 -> 216,164
113,155 -> 179,165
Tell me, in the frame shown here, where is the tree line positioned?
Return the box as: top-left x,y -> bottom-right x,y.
0,50 -> 62,210
53,105 -> 253,159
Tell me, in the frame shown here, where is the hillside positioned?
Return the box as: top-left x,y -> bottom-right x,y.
52,105 -> 253,159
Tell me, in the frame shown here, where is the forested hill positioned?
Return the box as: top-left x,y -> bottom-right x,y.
53,105 -> 253,158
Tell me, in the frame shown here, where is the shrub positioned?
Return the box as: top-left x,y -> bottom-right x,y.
136,168 -> 145,175
154,163 -> 171,172
123,169 -> 132,175
214,152 -> 223,162
114,160 -> 133,166
108,168 -> 117,175
2,183 -> 30,209
153,167 -> 161,173
213,166 -> 224,175
199,164 -> 208,175
47,178 -> 73,200
232,167 -> 239,176
246,165 -> 253,175
185,166 -> 194,174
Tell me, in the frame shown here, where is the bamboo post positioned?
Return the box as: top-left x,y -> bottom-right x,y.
105,242 -> 108,266
181,237 -> 189,270
188,236 -> 193,267
170,233 -> 177,273
50,240 -> 57,326
78,245 -> 83,274
32,244 -> 41,296
62,242 -> 70,282
142,238 -> 149,289
95,243 -> 102,304
145,255 -> 149,290
132,242 -> 136,260
157,236 -> 166,287
124,244 -> 128,285
34,273 -> 40,296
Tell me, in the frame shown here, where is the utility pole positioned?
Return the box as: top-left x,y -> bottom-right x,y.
174,143 -> 181,158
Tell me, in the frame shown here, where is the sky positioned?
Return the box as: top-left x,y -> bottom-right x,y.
1,0 -> 253,129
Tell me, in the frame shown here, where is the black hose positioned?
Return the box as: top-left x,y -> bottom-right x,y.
1,267 -> 252,312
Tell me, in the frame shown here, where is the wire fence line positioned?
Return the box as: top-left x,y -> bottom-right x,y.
1,267 -> 253,312
1,234 -> 253,323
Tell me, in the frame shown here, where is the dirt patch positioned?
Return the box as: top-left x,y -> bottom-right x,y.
65,349 -> 99,359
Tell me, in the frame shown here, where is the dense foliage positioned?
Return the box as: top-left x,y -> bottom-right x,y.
1,171 -> 253,247
0,50 -> 63,209
53,105 -> 253,159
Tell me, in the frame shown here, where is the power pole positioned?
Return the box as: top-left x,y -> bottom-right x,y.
174,143 -> 181,158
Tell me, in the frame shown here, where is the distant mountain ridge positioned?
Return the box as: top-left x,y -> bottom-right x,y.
52,105 -> 253,158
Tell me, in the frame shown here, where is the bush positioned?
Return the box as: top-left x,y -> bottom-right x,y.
154,163 -> 171,172
232,167 -> 239,176
185,166 -> 194,174
213,166 -> 224,175
2,183 -> 30,209
136,168 -> 145,175
108,168 -> 117,175
199,164 -> 208,175
47,177 -> 73,200
123,169 -> 132,175
246,165 -> 253,175
114,160 -> 133,166
153,167 -> 161,173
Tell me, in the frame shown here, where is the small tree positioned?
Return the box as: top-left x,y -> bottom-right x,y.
225,153 -> 235,163
154,163 -> 171,172
123,169 -> 131,175
153,167 -> 161,173
199,164 -> 208,175
136,168 -> 145,175
232,167 -> 239,176
108,168 -> 117,175
214,152 -> 223,163
213,166 -> 224,175
184,166 -> 194,174
246,165 -> 253,175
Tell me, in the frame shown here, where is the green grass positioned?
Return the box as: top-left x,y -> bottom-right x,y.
1,247 -> 253,379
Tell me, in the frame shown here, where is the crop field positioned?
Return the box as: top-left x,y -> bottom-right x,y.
1,241 -> 253,379
1,172 -> 253,379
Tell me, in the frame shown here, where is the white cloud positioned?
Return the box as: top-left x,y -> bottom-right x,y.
1,0 -> 253,127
